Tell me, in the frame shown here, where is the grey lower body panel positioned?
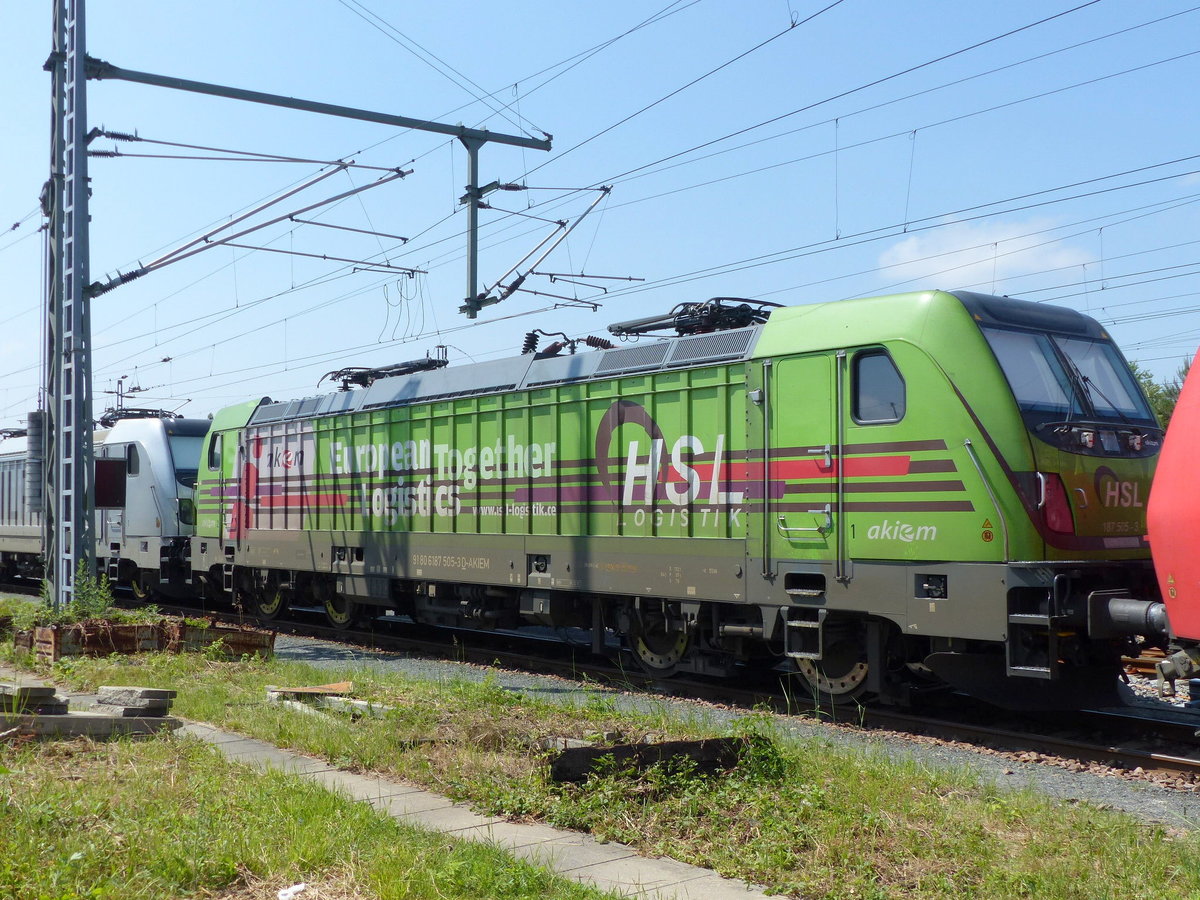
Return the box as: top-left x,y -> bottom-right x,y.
0,530 -> 41,557
201,530 -> 748,604
198,527 -> 1133,648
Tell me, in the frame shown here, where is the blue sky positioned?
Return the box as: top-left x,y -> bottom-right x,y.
1,0 -> 1197,423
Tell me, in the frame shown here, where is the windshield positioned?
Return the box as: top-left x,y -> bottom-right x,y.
982,327 -> 1156,425
168,434 -> 205,488
1054,336 -> 1150,419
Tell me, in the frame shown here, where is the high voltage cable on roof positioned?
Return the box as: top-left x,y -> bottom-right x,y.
159,280 -> 1195,401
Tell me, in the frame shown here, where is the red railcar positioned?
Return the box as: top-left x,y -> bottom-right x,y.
1146,350 -> 1200,686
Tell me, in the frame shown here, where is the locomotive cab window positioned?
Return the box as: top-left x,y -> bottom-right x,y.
126,444 -> 140,476
853,351 -> 905,423
207,434 -> 221,471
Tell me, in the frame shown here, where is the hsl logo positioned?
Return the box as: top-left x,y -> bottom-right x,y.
1093,466 -> 1144,508
593,400 -> 744,508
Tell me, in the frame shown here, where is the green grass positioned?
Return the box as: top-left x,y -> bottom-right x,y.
0,594 -> 34,622
5,647 -> 1200,899
0,735 -> 613,900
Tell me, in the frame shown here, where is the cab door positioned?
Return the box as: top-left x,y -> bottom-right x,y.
122,442 -> 159,540
757,354 -> 837,572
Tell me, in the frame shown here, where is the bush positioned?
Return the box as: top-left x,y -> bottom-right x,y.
11,561 -> 158,630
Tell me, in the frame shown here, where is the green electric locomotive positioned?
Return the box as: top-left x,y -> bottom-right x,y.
188,290 -> 1168,708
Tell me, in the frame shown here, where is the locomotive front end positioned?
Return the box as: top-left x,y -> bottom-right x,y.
930,292 -> 1169,706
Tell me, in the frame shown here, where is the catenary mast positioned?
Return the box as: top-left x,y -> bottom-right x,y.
42,0 -> 95,608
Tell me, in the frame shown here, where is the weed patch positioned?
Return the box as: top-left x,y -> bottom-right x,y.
0,735 -> 611,900
8,651 -> 1200,899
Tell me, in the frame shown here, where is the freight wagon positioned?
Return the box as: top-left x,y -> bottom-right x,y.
185,289 -> 1171,708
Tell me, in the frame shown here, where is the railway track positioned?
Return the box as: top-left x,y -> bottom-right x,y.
7,583 -> 1198,786
129,594 -> 1200,788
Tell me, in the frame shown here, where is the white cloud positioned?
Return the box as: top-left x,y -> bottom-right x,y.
876,218 -> 1094,294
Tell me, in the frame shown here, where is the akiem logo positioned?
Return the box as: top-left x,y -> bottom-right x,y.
866,520 -> 938,542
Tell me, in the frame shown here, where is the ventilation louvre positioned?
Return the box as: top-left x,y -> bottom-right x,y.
665,329 -> 756,367
593,342 -> 671,376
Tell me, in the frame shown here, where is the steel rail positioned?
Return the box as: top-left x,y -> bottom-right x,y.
99,591 -> 1200,783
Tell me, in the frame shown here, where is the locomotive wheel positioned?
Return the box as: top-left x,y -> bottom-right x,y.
255,583 -> 290,622
129,569 -> 156,601
794,631 -> 870,704
324,592 -> 359,630
629,603 -> 690,677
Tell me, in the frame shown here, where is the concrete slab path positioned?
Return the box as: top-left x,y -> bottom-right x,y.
1,665 -> 771,899
174,721 -> 772,899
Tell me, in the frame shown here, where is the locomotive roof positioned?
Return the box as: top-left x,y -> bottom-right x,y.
0,416 -> 211,461
245,289 -> 1110,427
249,322 -> 769,426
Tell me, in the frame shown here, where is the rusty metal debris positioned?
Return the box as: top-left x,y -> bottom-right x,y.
11,619 -> 275,662
548,737 -> 744,783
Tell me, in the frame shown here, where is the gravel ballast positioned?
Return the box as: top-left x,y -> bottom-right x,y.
271,633 -> 1200,831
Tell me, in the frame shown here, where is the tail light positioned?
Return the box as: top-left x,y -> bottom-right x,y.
1040,473 -> 1074,534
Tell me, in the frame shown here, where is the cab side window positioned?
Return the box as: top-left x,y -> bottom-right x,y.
207,434 -> 222,471
853,351 -> 905,424
126,444 -> 140,476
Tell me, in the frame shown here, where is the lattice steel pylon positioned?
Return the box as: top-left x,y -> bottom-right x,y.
43,0 -> 95,609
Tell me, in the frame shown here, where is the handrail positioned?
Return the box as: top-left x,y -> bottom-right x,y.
761,360 -> 773,578
777,505 -> 832,537
835,351 -> 848,583
963,438 -> 1010,561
